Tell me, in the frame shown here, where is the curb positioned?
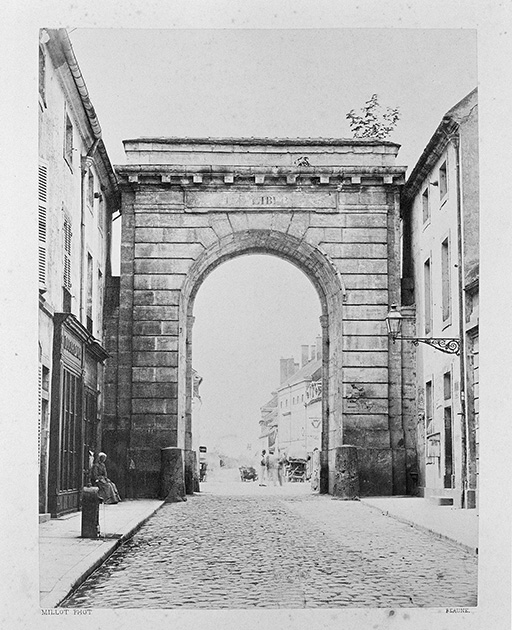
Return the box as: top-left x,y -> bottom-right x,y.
42,502 -> 165,608
360,501 -> 478,556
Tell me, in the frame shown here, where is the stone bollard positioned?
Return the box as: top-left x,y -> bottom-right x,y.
81,487 -> 101,538
332,446 -> 359,500
160,447 -> 187,503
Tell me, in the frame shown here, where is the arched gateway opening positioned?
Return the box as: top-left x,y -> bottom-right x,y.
181,232 -> 342,494
105,137 -> 415,500
190,254 -> 322,485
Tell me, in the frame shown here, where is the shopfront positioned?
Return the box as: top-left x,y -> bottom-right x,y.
47,314 -> 108,517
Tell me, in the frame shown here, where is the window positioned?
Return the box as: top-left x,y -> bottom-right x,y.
39,46 -> 46,106
64,112 -> 73,168
422,187 -> 430,223
444,407 -> 454,488
441,238 -> 451,322
97,269 -> 103,337
443,370 -> 453,488
439,160 -> 447,199
424,258 -> 432,335
443,371 -> 452,401
63,214 -> 72,312
60,368 -> 81,491
97,194 -> 104,235
87,170 -> 95,210
38,162 -> 48,288
86,253 -> 93,333
425,381 -> 433,435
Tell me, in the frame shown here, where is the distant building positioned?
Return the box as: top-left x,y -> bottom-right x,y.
191,368 -> 205,483
38,29 -> 119,517
191,368 -> 203,452
259,393 -> 278,453
260,338 -> 322,461
401,88 -> 479,508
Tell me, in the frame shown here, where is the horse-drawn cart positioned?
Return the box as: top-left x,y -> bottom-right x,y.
239,466 -> 258,482
285,458 -> 307,482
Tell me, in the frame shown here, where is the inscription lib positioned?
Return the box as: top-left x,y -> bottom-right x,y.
185,190 -> 336,210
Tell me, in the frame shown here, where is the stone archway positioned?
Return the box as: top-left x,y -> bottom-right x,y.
179,230 -> 345,494
105,137 -> 415,499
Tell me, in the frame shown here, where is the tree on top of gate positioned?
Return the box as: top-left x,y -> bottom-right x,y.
346,94 -> 400,140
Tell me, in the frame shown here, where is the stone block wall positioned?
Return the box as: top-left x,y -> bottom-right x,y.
106,138 -> 415,498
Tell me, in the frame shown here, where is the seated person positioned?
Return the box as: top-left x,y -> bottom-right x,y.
90,452 -> 121,504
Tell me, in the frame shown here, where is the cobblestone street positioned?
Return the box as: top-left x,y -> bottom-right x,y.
62,477 -> 477,609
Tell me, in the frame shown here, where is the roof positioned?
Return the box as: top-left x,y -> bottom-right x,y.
277,358 -> 322,390
44,29 -> 120,209
123,136 -> 401,148
260,394 -> 278,412
401,88 -> 478,208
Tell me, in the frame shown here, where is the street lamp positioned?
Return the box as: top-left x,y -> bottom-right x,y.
385,304 -> 461,355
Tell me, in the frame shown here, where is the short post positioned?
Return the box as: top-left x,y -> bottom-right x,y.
184,449 -> 197,495
160,447 -> 187,503
332,446 -> 359,499
81,487 -> 102,538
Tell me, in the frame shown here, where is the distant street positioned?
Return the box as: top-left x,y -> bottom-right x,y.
63,469 -> 477,609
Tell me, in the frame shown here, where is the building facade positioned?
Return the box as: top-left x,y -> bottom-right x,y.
401,88 -> 479,508
38,29 -> 119,517
274,342 -> 322,460
259,393 -> 278,454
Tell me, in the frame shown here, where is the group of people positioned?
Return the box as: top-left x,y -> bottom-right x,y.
259,448 -> 288,487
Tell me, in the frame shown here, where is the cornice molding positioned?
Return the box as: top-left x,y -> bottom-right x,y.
115,164 -> 406,189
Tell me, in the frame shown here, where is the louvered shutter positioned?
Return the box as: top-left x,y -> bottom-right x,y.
38,163 -> 48,287
38,363 -> 42,468
63,215 -> 72,289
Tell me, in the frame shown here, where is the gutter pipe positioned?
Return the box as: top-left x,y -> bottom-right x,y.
450,128 -> 469,509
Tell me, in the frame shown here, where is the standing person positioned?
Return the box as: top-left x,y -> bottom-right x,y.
259,449 -> 268,486
90,452 -> 121,504
267,449 -> 280,486
277,449 -> 288,486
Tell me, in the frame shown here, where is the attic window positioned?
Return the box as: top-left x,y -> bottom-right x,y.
439,160 -> 447,199
64,112 -> 73,169
39,46 -> 46,107
422,187 -> 430,223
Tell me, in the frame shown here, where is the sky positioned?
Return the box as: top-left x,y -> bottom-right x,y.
69,28 -> 477,171
192,255 -> 321,456
67,28 -> 477,459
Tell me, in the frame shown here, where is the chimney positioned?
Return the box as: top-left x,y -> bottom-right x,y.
310,345 -> 316,362
316,335 -> 322,360
280,358 -> 296,383
280,358 -> 289,383
301,345 -> 309,367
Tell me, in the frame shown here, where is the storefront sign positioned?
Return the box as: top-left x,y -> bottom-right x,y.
62,331 -> 82,367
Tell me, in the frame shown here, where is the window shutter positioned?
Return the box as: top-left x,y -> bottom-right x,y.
38,163 -> 48,287
63,215 -> 72,290
38,363 -> 42,468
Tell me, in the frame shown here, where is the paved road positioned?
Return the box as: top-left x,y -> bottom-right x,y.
62,477 -> 477,609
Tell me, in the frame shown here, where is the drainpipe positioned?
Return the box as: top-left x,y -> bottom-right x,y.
450,130 -> 469,508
